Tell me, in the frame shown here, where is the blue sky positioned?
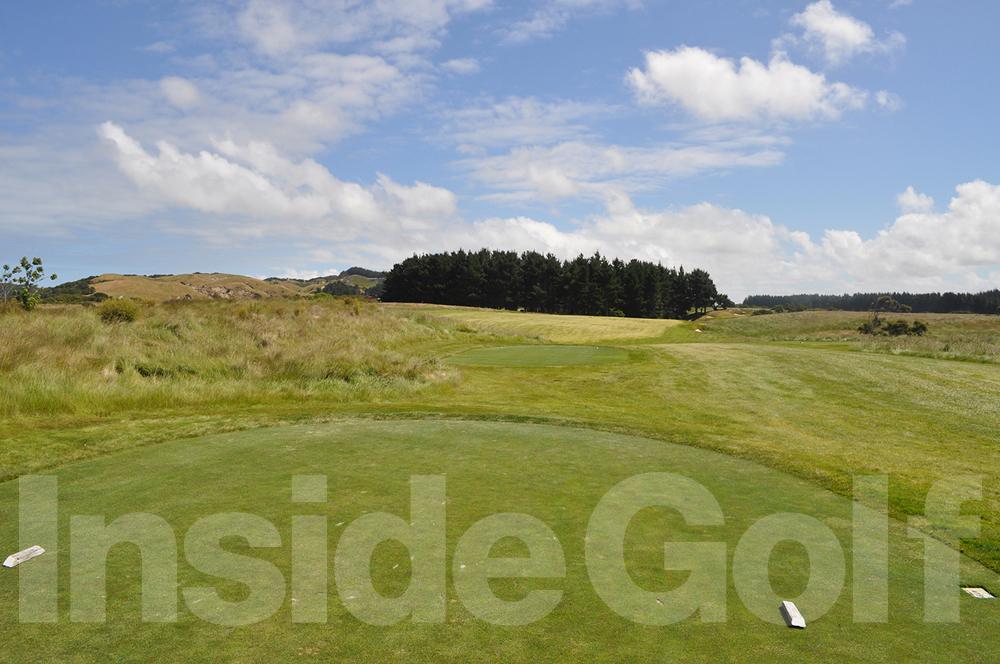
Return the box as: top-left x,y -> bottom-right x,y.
2,0 -> 998,299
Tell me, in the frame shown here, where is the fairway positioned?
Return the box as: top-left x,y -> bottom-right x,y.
1,420 -> 997,663
408,307 -> 691,344
446,345 -> 627,366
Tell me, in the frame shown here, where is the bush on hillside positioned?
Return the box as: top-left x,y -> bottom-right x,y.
321,280 -> 361,296
98,298 -> 142,323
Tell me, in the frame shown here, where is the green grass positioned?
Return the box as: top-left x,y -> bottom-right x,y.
407,306 -> 692,344
700,310 -> 1000,363
446,345 -> 627,366
2,302 -> 1000,660
1,421 -> 996,662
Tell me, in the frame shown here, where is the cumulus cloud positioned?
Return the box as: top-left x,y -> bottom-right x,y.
897,186 -> 933,213
816,180 -> 1000,286
790,1 -> 905,68
99,122 -> 456,238
627,47 -> 867,122
441,180 -> 1000,298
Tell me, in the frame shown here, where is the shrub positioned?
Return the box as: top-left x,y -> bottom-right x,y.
98,298 -> 142,323
234,302 -> 264,319
343,296 -> 362,316
883,319 -> 911,336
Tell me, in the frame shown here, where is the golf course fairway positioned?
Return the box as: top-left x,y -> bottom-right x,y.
446,345 -> 627,366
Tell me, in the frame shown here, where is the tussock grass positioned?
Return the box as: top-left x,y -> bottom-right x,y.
0,299 -> 507,423
703,310 -> 1000,362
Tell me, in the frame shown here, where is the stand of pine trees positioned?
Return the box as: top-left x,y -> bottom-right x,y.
742,290 -> 1000,315
381,249 -> 729,319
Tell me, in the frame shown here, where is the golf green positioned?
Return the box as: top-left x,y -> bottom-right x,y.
446,345 -> 627,366
1,420 -> 996,663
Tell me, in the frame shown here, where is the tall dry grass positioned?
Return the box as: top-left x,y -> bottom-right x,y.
705,310 -> 1000,362
0,298 -> 502,419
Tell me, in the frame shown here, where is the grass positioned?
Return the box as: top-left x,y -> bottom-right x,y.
1,421 -> 996,662
445,345 -> 627,366
406,306 -> 696,344
1,301 -> 999,660
0,298 -> 473,425
700,310 -> 1000,363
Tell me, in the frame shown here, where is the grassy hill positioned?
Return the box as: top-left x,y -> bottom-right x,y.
91,273 -> 305,300
36,270 -> 385,303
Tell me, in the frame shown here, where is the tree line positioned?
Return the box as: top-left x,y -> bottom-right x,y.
380,249 -> 730,319
743,290 -> 1000,315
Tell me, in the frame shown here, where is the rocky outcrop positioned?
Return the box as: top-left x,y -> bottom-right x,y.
193,286 -> 262,300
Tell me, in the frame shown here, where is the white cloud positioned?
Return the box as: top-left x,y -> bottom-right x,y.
160,77 -> 202,111
500,0 -> 641,45
790,1 -> 905,68
82,52 -> 426,156
264,267 -> 340,280
439,96 -> 786,204
99,122 -> 457,238
0,129 -> 163,235
442,180 -> 1000,298
441,97 -> 607,148
142,41 -> 176,54
458,139 -> 785,203
776,180 -> 1000,293
875,89 -> 903,111
627,47 -> 867,122
897,186 -> 933,213
440,58 -> 481,74
82,127 -> 1000,298
227,0 -> 492,58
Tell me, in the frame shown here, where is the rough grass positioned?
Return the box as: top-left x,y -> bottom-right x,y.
0,299 -> 520,428
701,310 -> 1000,363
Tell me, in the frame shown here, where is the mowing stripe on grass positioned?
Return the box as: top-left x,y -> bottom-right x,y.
446,345 -> 627,367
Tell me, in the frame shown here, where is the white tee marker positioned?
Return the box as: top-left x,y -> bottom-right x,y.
3,545 -> 45,568
780,600 -> 806,629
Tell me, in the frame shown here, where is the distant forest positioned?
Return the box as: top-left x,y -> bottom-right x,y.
380,249 -> 730,319
743,290 -> 1000,315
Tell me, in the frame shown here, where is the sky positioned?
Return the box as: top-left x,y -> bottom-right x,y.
2,0 -> 999,300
